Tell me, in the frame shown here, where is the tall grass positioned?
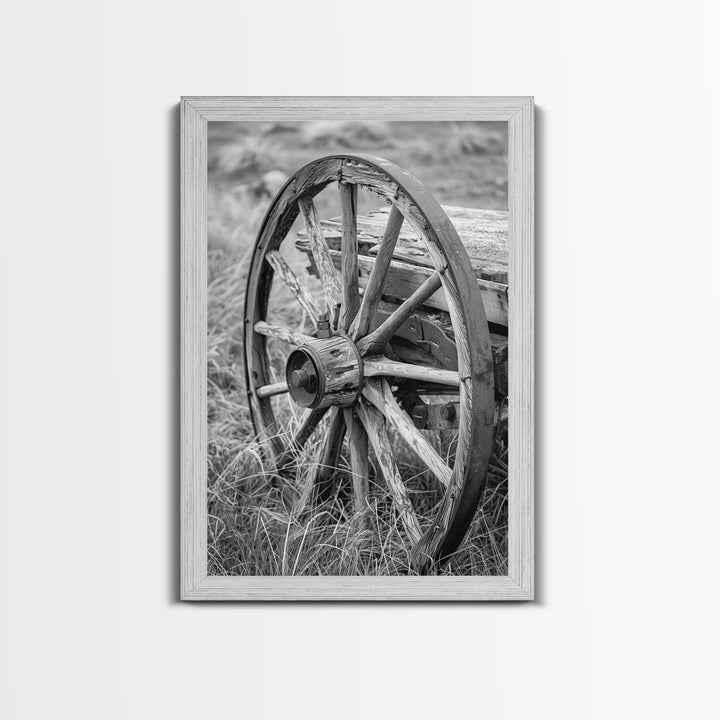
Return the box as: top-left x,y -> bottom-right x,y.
207,413 -> 509,576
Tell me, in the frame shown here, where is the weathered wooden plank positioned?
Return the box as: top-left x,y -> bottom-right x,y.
338,251 -> 508,326
299,204 -> 508,284
368,205 -> 507,284
297,208 -> 508,326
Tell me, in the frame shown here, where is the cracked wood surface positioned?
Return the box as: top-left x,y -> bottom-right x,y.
298,204 -> 508,283
362,379 -> 453,488
265,250 -> 321,325
297,205 -> 508,327
356,399 -> 423,545
298,196 -> 343,316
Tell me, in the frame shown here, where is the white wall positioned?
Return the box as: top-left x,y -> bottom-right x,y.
1,1 -> 719,718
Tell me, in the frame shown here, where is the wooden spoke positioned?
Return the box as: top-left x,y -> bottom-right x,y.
356,270 -> 444,357
253,321 -> 314,347
298,196 -> 342,316
265,251 -> 321,325
297,407 -> 346,510
255,381 -> 289,399
339,182 -> 360,331
364,358 -> 460,387
343,407 -> 369,524
276,406 -> 329,471
351,204 -> 404,340
356,399 -> 422,544
362,379 -> 452,488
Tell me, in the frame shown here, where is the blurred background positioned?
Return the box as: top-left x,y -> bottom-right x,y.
207,121 -> 508,575
208,120 -> 507,253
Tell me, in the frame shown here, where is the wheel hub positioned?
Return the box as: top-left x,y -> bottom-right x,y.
285,335 -> 363,409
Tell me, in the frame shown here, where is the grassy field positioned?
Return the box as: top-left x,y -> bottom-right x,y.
207,121 -> 509,576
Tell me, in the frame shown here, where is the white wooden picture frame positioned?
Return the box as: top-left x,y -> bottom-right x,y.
181,96 -> 534,600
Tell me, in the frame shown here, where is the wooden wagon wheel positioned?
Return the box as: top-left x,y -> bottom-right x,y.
243,154 -> 495,573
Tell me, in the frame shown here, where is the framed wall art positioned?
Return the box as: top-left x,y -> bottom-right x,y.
181,96 -> 534,600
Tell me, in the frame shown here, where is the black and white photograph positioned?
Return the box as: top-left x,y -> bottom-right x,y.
206,119 -> 510,577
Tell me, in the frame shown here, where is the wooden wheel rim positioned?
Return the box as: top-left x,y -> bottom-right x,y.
243,154 -> 495,570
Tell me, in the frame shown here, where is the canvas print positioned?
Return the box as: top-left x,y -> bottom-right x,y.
207,120 -> 508,576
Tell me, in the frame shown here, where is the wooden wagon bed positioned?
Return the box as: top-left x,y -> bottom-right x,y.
296,204 -> 509,328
